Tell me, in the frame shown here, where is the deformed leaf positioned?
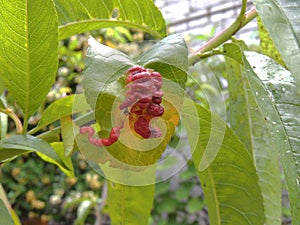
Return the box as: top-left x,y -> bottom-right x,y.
137,34 -> 189,88
55,0 -> 166,40
0,0 -> 59,125
77,99 -> 180,170
80,35 -> 187,169
182,99 -> 266,225
82,36 -> 133,130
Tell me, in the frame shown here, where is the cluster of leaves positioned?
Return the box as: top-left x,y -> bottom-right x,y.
0,0 -> 300,225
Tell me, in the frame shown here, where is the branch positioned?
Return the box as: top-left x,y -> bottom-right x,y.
189,4 -> 258,66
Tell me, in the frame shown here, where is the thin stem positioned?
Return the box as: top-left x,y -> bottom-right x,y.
189,4 -> 258,66
0,108 -> 23,134
22,119 -> 28,134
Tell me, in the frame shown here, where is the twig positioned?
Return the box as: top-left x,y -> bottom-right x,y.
189,3 -> 258,66
94,180 -> 108,225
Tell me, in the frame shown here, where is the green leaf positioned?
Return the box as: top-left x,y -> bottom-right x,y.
155,182 -> 170,195
76,199 -> 96,225
245,51 -> 300,225
50,142 -> 74,177
252,0 -> 300,92
257,17 -> 285,67
0,0 -> 59,127
106,181 -> 155,225
0,113 -> 8,140
155,198 -> 178,213
137,34 -> 189,89
175,183 -> 193,201
0,79 -> 6,94
0,135 -> 73,177
80,35 -> 187,168
182,99 -> 266,225
36,111 -> 95,143
82,36 -> 133,119
0,199 -> 14,225
55,0 -> 166,40
225,43 -> 281,225
60,116 -> 77,157
0,184 -> 22,225
29,94 -> 91,134
186,198 -> 205,213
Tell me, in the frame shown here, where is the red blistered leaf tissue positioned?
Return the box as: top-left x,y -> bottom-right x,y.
80,66 -> 164,147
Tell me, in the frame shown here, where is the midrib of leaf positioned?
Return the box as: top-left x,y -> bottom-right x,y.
207,168 -> 221,225
24,0 -> 31,130
241,66 -> 255,156
121,184 -> 125,225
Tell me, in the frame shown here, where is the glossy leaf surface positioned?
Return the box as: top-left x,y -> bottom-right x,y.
245,51 -> 300,225
225,43 -> 281,225
252,0 -> 300,92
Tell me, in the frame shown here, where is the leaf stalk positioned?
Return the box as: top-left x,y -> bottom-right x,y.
0,108 -> 23,134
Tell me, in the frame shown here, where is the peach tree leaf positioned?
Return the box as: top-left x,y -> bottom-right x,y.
0,135 -> 73,177
182,99 -> 266,225
252,0 -> 300,92
55,0 -> 166,40
225,43 -> 281,225
106,181 -> 155,225
0,200 -> 14,225
80,34 -> 187,167
245,51 -> 300,225
0,0 -> 58,128
29,94 -> 90,134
